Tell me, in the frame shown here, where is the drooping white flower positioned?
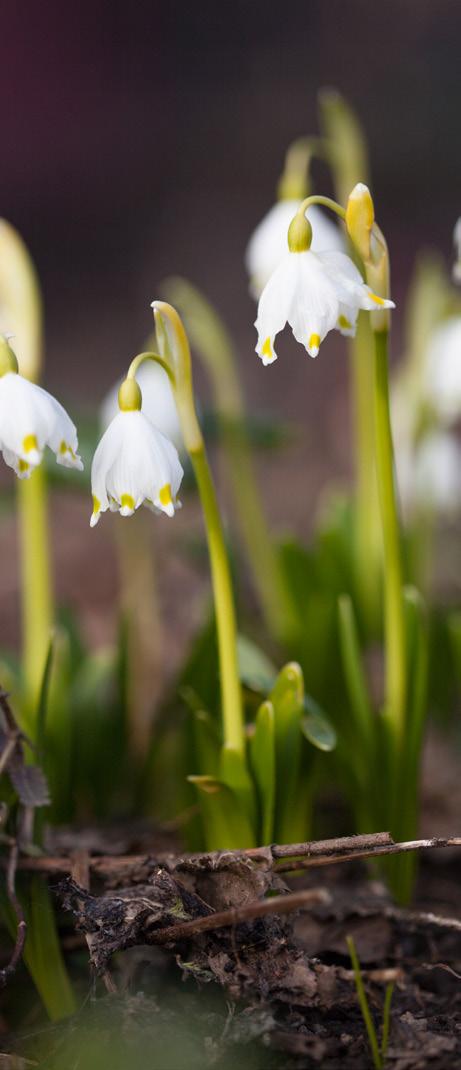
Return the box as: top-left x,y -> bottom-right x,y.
397,430 -> 461,515
245,199 -> 344,299
0,368 -> 83,478
423,316 -> 461,426
90,407 -> 183,527
100,360 -> 183,452
255,243 -> 395,365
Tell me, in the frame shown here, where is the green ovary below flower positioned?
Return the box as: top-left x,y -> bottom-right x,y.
255,243 -> 395,365
90,407 -> 183,527
0,337 -> 83,478
245,199 -> 344,300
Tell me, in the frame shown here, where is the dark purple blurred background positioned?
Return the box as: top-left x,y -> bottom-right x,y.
2,0 -> 460,397
1,0 -> 460,650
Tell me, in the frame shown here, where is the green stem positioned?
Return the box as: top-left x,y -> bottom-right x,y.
350,317 -> 381,631
161,278 -> 297,642
17,467 -> 53,726
298,194 -> 346,222
373,330 -> 406,739
190,446 -> 245,755
116,512 -> 162,758
128,318 -> 245,758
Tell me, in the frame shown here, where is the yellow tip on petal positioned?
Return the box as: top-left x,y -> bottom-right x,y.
120,493 -> 135,511
59,440 -> 77,460
338,315 -> 351,330
308,333 -> 320,355
23,434 -> 38,454
369,292 -> 386,306
18,459 -> 29,473
261,336 -> 275,363
159,483 -> 173,507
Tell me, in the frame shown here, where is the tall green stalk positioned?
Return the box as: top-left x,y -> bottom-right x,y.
0,220 -> 53,720
319,92 -> 381,632
189,448 -> 245,755
162,278 -> 297,643
18,469 -> 53,726
128,303 -> 246,759
373,330 -> 406,739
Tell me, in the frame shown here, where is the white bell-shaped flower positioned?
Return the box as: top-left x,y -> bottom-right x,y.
423,317 -> 461,426
100,360 -> 183,452
0,349 -> 82,478
397,430 -> 461,515
255,216 -> 395,365
91,376 -> 183,527
245,199 -> 344,299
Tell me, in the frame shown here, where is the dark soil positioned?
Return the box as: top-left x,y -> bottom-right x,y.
2,828 -> 461,1070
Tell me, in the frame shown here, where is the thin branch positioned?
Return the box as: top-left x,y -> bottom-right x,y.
147,887 -> 330,946
8,832 -> 461,881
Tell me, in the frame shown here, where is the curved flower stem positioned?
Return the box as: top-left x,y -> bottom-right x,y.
373,329 -> 406,739
127,319 -> 245,758
277,136 -> 327,201
297,194 -> 346,222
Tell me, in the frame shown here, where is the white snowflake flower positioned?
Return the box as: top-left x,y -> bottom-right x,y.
397,431 -> 461,515
255,240 -> 395,365
0,367 -> 82,479
90,407 -> 183,527
245,199 -> 344,299
100,360 -> 183,452
423,316 -> 461,426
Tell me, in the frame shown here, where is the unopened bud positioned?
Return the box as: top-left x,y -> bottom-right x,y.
345,182 -> 374,263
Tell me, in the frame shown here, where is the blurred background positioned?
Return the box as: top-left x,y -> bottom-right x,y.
0,0 -> 460,656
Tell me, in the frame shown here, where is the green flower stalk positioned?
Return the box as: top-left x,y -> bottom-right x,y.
162,277 -> 297,644
90,303 -> 245,759
319,92 -> 381,632
0,221 -> 52,718
345,184 -> 406,739
152,302 -> 246,758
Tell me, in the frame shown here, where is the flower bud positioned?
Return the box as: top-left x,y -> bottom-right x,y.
118,377 -> 142,412
287,213 -> 312,253
345,182 -> 374,263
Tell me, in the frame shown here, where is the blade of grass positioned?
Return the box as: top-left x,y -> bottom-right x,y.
250,700 -> 275,844
347,934 -> 383,1069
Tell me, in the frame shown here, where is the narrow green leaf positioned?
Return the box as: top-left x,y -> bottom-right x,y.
270,662 -> 304,842
301,695 -> 337,752
219,743 -> 257,831
193,708 -> 220,777
338,594 -> 373,749
188,775 -> 255,850
35,635 -> 55,750
250,700 -> 275,844
23,876 -> 76,1020
237,634 -> 277,694
390,586 -> 429,901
